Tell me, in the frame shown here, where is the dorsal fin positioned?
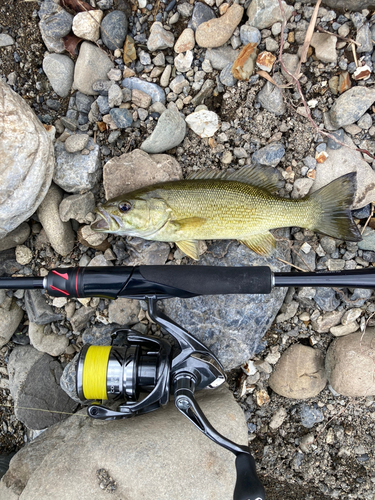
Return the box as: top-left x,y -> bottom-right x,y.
187,165 -> 281,192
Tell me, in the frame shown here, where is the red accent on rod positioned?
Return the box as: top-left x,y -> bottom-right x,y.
52,270 -> 69,280
50,285 -> 69,296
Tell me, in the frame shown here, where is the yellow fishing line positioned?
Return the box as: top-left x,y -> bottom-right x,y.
82,346 -> 111,400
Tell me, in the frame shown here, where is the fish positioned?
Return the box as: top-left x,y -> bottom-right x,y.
91,166 -> 361,260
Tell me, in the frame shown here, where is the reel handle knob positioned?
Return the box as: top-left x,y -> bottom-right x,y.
234,452 -> 265,500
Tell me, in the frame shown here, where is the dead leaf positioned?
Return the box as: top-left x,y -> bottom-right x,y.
63,34 -> 83,57
60,0 -> 94,13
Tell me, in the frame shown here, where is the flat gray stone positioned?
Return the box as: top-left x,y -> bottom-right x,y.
7,345 -> 77,430
147,21 -> 174,51
28,322 -> 69,357
163,237 -> 290,370
24,289 -> 64,325
205,46 -> 239,70
0,34 -> 14,47
37,183 -> 75,256
59,191 -> 96,223
103,149 -> 182,200
64,133 -> 89,153
101,10 -> 128,50
326,328 -> 375,396
73,41 -> 114,96
1,385 -> 246,499
42,53 -> 74,98
0,81 -> 54,238
328,86 -> 375,129
140,108 -> 186,154
54,137 -> 101,194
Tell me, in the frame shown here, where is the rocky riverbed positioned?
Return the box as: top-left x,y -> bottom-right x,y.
1,0 -> 375,498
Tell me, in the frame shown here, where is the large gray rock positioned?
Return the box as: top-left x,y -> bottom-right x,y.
103,149 -> 183,200
301,0 -> 375,11
0,81 -> 54,239
163,237 -> 290,370
54,138 -> 101,194
0,223 -> 30,252
7,345 -> 78,430
310,133 -> 375,209
140,108 -> 186,154
0,385 -> 246,500
73,42 -> 114,96
247,0 -> 293,29
24,289 -> 64,325
325,329 -> 375,396
28,322 -> 69,357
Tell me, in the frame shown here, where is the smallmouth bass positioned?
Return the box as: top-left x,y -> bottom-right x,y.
91,166 -> 361,260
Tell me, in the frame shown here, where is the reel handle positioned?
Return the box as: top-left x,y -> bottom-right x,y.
234,452 -> 265,500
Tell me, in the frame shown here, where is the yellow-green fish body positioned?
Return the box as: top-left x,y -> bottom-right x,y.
91,166 -> 361,259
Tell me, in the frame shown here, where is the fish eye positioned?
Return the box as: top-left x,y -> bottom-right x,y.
118,201 -> 132,213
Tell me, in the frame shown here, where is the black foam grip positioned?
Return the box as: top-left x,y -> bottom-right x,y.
234,453 -> 266,500
139,266 -> 272,296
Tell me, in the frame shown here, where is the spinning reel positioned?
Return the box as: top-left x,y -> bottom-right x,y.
76,298 -> 265,500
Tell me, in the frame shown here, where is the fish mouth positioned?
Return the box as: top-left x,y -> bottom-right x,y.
91,208 -> 121,232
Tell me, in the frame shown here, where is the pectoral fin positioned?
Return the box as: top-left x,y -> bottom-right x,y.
169,217 -> 206,232
240,232 -> 276,256
176,240 -> 200,260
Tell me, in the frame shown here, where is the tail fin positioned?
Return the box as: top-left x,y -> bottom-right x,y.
309,172 -> 362,242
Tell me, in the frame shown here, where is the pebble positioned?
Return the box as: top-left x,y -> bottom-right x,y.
108,84 -> 123,108
174,28 -> 195,53
220,63 -> 237,87
300,404 -> 324,429
59,192 -> 96,223
147,22 -> 174,51
132,89 -> 152,108
42,53 -> 74,98
256,51 -> 276,72
96,95 -> 110,114
328,86 -> 375,129
188,2 -> 215,31
352,204 -> 372,219
357,112 -> 372,129
291,178 -> 314,199
326,329 -> 375,396
38,1 -> 73,52
0,34 -> 15,47
246,0 -> 293,29
330,322 -> 359,337
37,183 -> 75,256
72,10 -> 103,42
257,81 -> 286,115
326,128 -> 345,149
54,138 -> 101,193
109,108 -> 133,129
310,33 -> 337,63
140,108 -> 186,154
73,42 -> 114,96
356,23 -> 373,53
15,245 -> 33,265
196,4 -> 243,49
0,298 -> 24,348
185,109 -> 220,138
101,10 -> 128,50
64,134 -> 89,153
252,142 -> 285,167
174,50 -> 194,73
107,68 -> 122,82
169,75 -> 189,94
280,53 -> 299,82
269,344 -> 326,399
122,77 -> 165,103
239,25 -> 261,46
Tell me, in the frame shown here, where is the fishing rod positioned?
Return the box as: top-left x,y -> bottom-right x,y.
2,265 -> 375,500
